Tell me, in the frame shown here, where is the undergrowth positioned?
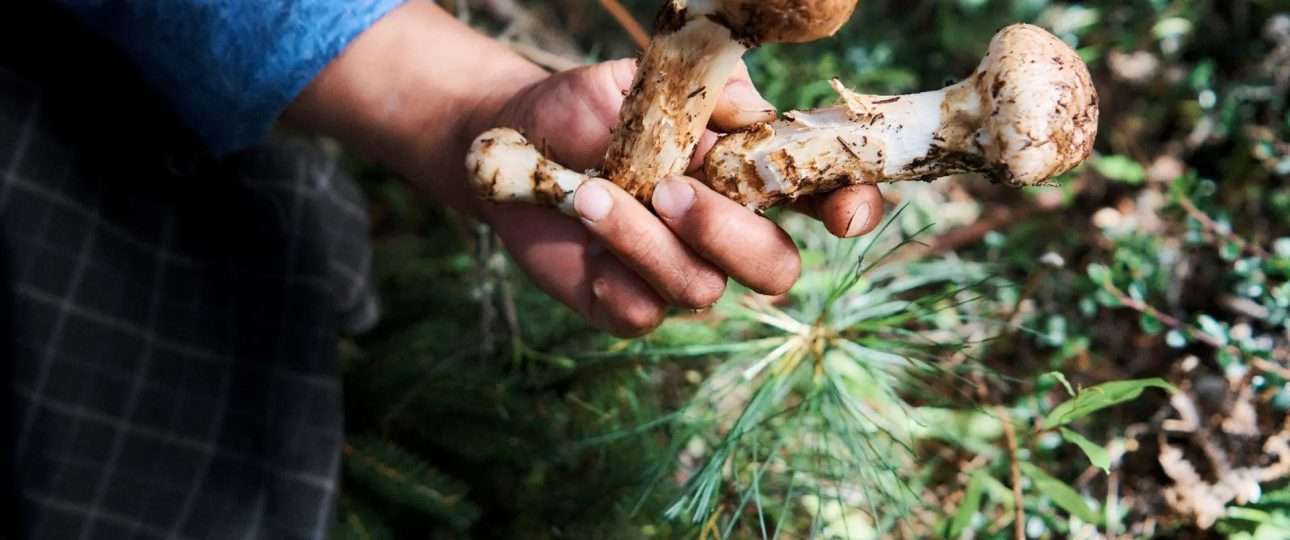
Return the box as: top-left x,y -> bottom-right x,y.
332,1 -> 1290,538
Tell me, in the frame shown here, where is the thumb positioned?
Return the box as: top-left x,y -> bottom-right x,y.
709,61 -> 777,132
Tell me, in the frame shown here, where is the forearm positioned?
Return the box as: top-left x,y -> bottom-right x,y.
284,1 -> 547,214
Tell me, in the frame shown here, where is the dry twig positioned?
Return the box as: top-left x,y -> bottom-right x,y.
507,41 -> 585,72
996,406 -> 1026,540
1102,282 -> 1290,380
597,0 -> 650,49
1175,190 -> 1270,258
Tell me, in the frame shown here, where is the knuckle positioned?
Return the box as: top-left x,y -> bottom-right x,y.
699,209 -> 737,245
628,227 -> 667,256
683,205 -> 736,258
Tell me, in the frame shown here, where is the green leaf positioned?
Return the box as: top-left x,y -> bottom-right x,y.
1044,378 -> 1178,427
1139,312 -> 1165,335
1226,506 -> 1274,524
1092,155 -> 1146,184
979,474 -> 1014,511
1221,241 -> 1243,261
1086,263 -> 1112,285
1044,316 -> 1068,346
1218,347 -> 1241,368
1274,238 -> 1290,259
1154,16 -> 1195,41
1020,462 -> 1099,523
947,470 -> 987,538
912,407 -> 1005,447
1197,314 -> 1229,346
1059,428 -> 1110,473
1128,282 -> 1147,302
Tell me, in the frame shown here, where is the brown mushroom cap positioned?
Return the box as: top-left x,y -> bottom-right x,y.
972,24 -> 1099,186
715,0 -> 859,44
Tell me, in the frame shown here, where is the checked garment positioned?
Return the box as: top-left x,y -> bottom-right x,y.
0,17 -> 378,538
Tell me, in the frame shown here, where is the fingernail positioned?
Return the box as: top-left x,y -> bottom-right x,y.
845,201 -> 873,238
575,183 -> 614,222
724,81 -> 776,123
652,178 -> 696,219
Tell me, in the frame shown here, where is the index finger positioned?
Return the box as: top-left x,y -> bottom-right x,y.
652,176 -> 801,295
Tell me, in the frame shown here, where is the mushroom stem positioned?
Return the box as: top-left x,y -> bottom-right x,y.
601,0 -> 859,203
601,2 -> 748,203
704,82 -> 967,209
467,128 -> 600,215
706,23 -> 1099,209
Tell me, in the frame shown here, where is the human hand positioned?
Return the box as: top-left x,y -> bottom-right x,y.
283,1 -> 887,337
284,2 -> 884,337
466,59 -> 887,337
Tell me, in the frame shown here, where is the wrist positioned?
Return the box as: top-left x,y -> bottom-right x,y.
391,59 -> 546,216
459,70 -> 546,157
430,64 -> 547,216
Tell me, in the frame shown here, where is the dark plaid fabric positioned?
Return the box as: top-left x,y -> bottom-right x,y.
0,45 -> 377,540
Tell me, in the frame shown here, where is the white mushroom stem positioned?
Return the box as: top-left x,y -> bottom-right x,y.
705,24 -> 1099,209
601,0 -> 858,203
600,2 -> 747,202
466,128 -> 599,216
703,83 -> 968,209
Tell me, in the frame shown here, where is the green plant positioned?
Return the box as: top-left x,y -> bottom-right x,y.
335,1 -> 1290,538
562,208 -> 1013,537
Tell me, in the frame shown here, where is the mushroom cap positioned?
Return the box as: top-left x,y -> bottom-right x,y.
972,24 -> 1099,186
709,0 -> 859,44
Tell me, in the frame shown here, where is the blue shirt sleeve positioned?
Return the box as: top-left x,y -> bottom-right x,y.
57,0 -> 408,156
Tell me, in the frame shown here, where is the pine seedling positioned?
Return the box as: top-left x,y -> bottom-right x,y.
331,495 -> 396,540
342,436 -> 481,531
587,207 -> 1009,538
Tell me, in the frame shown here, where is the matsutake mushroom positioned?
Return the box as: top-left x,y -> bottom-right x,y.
467,23 -> 1099,215
704,23 -> 1099,209
603,0 -> 860,202
468,0 -> 859,209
